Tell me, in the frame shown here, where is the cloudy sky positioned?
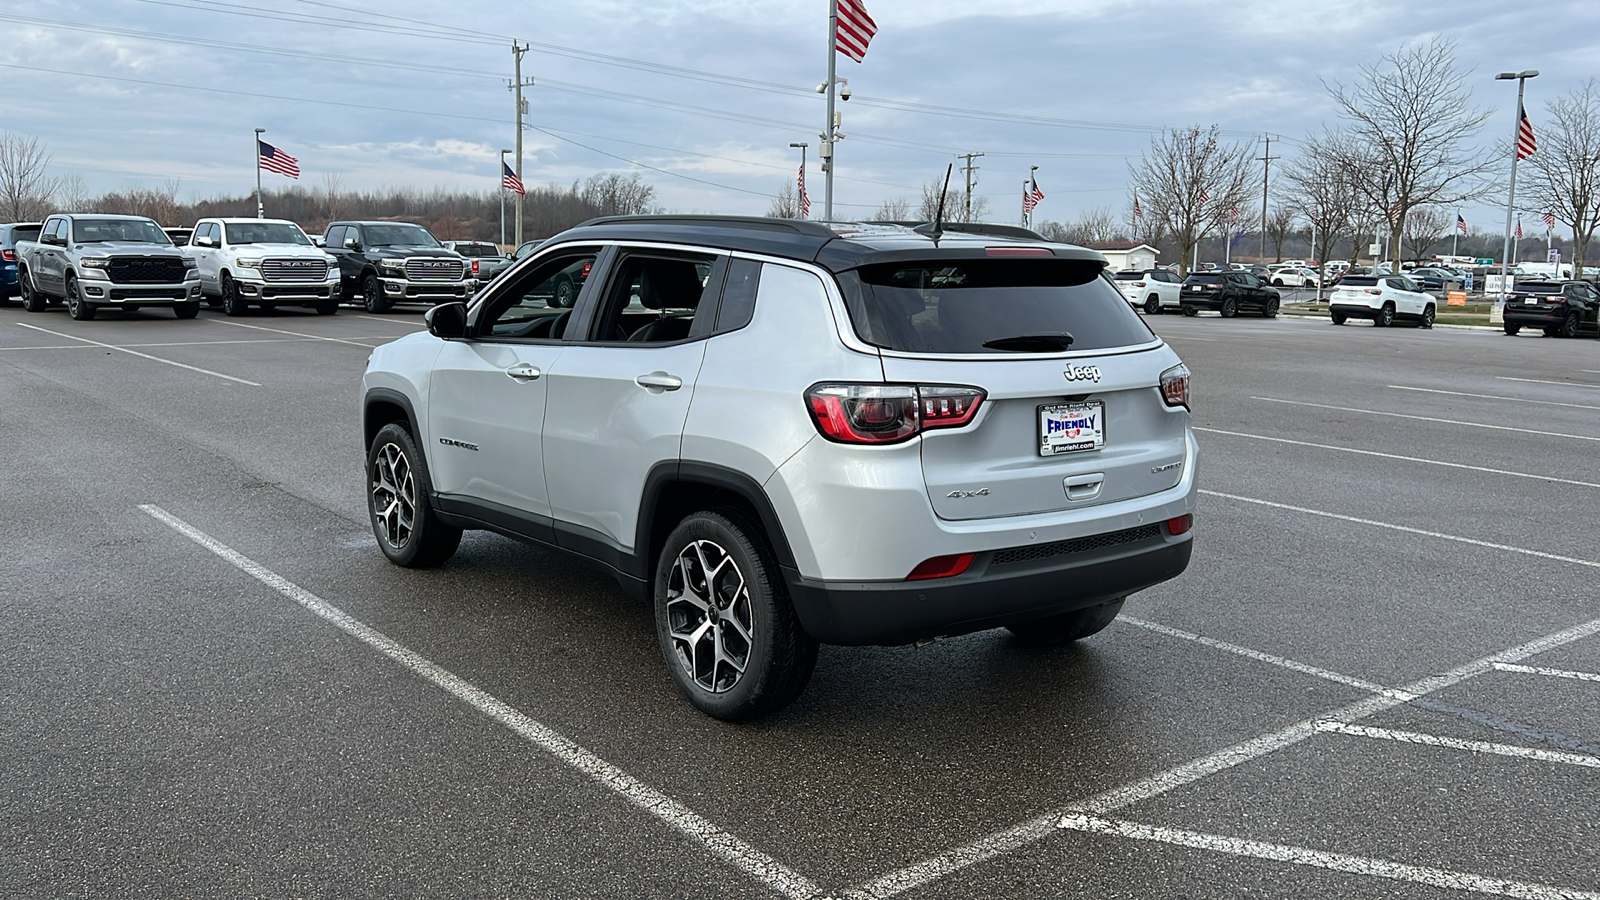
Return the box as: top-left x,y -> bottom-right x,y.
4,0 -> 1597,231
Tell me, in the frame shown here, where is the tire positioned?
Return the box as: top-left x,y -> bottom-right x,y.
552,276 -> 576,308
1559,312 -> 1579,338
173,302 -> 200,319
654,509 -> 818,721
1220,296 -> 1238,318
362,273 -> 393,313
20,271 -> 48,312
221,273 -> 248,317
205,294 -> 223,309
1331,310 -> 1348,325
314,300 -> 339,316
367,423 -> 461,568
1181,304 -> 1198,317
1262,297 -> 1279,318
0,290 -> 11,309
1373,302 -> 1395,327
65,275 -> 95,320
1504,322 -> 1521,336
1271,278 -> 1285,287
1144,295 -> 1161,315
1419,304 -> 1435,329
1007,598 -> 1125,647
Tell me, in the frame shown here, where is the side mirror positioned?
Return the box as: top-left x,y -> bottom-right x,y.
425,302 -> 469,339
195,236 -> 216,248
41,232 -> 65,247
343,237 -> 361,251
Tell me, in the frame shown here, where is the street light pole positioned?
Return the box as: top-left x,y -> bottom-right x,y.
1496,69 -> 1539,303
253,127 -> 265,218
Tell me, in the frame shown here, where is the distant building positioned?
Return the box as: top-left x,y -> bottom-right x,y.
1081,241 -> 1159,272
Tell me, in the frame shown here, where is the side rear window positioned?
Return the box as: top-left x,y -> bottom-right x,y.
715,259 -> 761,333
841,258 -> 1153,354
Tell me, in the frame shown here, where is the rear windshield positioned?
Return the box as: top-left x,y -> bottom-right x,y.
8,225 -> 41,244
1187,274 -> 1226,284
453,244 -> 500,257
841,259 -> 1153,354
1338,276 -> 1378,287
1516,282 -> 1562,293
1112,271 -> 1147,281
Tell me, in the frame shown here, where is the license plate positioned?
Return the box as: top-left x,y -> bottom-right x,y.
1524,298 -> 1538,305
1039,402 -> 1105,456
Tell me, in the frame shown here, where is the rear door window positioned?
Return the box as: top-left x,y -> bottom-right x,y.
841,258 -> 1153,354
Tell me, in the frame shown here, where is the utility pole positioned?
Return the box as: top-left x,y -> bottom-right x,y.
958,152 -> 984,223
1257,134 -> 1278,262
509,43 -> 534,246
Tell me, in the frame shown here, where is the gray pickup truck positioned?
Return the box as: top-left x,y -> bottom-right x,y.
441,240 -> 513,286
17,213 -> 203,320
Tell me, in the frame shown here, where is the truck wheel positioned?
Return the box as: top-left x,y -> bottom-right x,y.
1008,598 -> 1125,647
1144,295 -> 1161,315
367,423 -> 461,568
362,274 -> 393,313
221,274 -> 248,317
1220,297 -> 1238,318
654,509 -> 818,721
173,302 -> 200,320
313,301 -> 339,316
65,275 -> 96,321
20,271 -> 48,313
1374,302 -> 1395,327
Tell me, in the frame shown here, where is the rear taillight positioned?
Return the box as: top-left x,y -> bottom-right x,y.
1,249 -> 15,262
580,261 -> 592,277
1159,363 -> 1190,409
985,246 -> 1053,257
1166,514 -> 1193,537
1548,295 -> 1567,304
1364,289 -> 1383,295
805,383 -> 985,444
471,259 -> 480,275
906,553 -> 975,580
1132,281 -> 1147,287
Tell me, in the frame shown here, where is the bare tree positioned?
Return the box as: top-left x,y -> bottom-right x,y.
1128,125 -> 1257,275
1264,204 -> 1297,261
916,176 -> 986,222
1034,220 -> 1070,242
1322,37 -> 1495,266
1401,205 -> 1451,260
320,172 -> 345,220
1063,205 -> 1118,244
581,172 -> 657,217
55,174 -> 91,213
0,132 -> 58,220
873,196 -> 910,221
768,180 -> 800,218
1284,135 -> 1365,268
1522,79 -> 1600,276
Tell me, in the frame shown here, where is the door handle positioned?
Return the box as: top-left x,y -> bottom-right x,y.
506,364 -> 542,381
635,372 -> 683,391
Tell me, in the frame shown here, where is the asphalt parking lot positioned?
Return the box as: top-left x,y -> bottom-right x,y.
2,301 -> 1597,899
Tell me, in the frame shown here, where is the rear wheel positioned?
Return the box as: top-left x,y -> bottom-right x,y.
65,275 -> 95,320
1220,296 -> 1238,318
221,273 -> 248,316
1504,322 -> 1521,336
20,271 -> 48,312
1144,295 -> 1161,315
655,509 -> 818,721
1558,312 -> 1579,338
1008,598 -> 1125,647
1373,302 -> 1395,327
362,273 -> 393,313
367,423 -> 461,568
1331,310 -> 1348,325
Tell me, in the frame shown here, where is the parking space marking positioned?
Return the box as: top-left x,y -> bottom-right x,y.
353,314 -> 425,327
1121,616 -> 1393,694
841,612 -> 1600,899
213,320 -> 385,348
1498,376 -> 1600,389
138,504 -> 822,900
1315,721 -> 1600,770
1252,397 -> 1600,444
1492,662 -> 1600,683
1388,385 -> 1600,412
1200,489 -> 1600,569
1055,814 -> 1600,900
1193,428 -> 1600,489
0,336 -> 403,352
16,323 -> 260,386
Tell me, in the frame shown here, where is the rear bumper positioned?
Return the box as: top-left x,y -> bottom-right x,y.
785,529 -> 1192,646
1330,301 -> 1381,318
1179,294 -> 1225,309
1503,306 -> 1568,326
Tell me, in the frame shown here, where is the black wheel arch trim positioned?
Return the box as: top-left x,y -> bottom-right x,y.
637,460 -> 799,574
363,388 -> 422,451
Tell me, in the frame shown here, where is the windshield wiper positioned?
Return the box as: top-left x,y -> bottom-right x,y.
982,332 -> 1074,352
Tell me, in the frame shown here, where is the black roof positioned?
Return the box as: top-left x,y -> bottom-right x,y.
549,215 -> 1102,273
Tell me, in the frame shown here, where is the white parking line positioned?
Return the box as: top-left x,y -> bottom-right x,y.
0,336 -> 403,352
138,505 -> 821,900
354,314 -> 424,327
1388,385 -> 1600,412
212,319 -> 383,348
1492,662 -> 1600,683
1498,376 -> 1600,389
16,323 -> 260,386
1252,397 -> 1600,443
1193,427 -> 1600,489
1200,489 -> 1600,569
1120,616 -> 1392,694
1315,721 -> 1600,770
1055,814 -> 1600,900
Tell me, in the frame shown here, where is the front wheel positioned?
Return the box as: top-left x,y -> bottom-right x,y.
1419,305 -> 1435,329
221,273 -> 248,316
1262,297 -> 1280,318
1007,598 -> 1125,647
655,510 -> 818,721
314,300 -> 339,316
1181,304 -> 1198,317
1144,295 -> 1161,315
367,423 -> 461,568
363,274 -> 393,313
173,302 -> 200,319
65,275 -> 95,320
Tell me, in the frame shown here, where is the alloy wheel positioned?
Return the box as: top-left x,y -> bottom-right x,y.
665,539 -> 753,694
370,442 -> 416,549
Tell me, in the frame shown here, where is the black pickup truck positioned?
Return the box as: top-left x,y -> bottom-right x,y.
323,221 -> 473,313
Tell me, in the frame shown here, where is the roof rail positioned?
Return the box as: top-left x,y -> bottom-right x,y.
575,214 -> 837,238
911,221 -> 1047,241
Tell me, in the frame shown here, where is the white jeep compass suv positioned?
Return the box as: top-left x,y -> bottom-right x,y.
361,216 -> 1198,720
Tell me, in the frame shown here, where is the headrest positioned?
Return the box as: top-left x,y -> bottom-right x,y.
636,260 -> 704,311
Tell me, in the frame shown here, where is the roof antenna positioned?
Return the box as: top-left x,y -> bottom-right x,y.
930,163 -> 953,245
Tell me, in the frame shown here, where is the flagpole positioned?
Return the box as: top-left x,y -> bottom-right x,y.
1497,71 -> 1537,302
1021,180 -> 1028,227
822,0 -> 839,222
253,127 -> 265,218
1452,212 -> 1458,258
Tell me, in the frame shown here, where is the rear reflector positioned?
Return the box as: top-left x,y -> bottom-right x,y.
1166,514 -> 1193,536
906,553 -> 975,581
984,246 -> 1054,257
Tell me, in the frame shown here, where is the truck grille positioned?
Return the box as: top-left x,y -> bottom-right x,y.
261,258 -> 329,282
404,257 -> 464,282
108,257 -> 187,284
990,524 -> 1162,567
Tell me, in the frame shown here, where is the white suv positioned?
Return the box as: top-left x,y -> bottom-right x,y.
1329,274 -> 1435,328
361,217 -> 1198,720
1113,268 -> 1184,314
187,218 -> 341,316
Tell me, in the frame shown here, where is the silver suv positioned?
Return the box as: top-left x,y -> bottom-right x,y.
361,216 -> 1197,720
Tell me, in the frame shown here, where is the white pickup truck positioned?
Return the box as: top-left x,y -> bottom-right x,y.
16,213 -> 203,320
186,218 -> 342,316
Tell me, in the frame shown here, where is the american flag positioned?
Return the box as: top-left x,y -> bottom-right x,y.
1228,206 -> 1240,221
1542,211 -> 1556,230
1199,189 -> 1210,203
1515,216 -> 1523,240
835,0 -> 877,63
1516,105 -> 1538,160
502,160 -> 525,196
257,139 -> 300,179
1133,199 -> 1142,219
1456,213 -> 1467,235
797,163 -> 810,218
1023,175 -> 1044,214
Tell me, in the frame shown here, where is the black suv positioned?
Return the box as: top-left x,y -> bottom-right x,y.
323,221 -> 474,313
1179,271 -> 1280,318
1502,280 -> 1600,338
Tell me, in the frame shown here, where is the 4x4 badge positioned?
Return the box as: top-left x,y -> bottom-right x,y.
1063,364 -> 1102,383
